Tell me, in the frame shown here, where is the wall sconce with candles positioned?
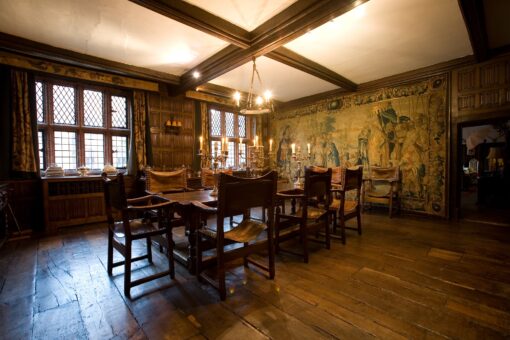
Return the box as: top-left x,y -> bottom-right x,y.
290,142 -> 312,188
164,116 -> 182,135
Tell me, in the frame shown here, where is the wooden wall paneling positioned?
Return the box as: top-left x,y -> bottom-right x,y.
41,175 -> 134,234
148,93 -> 195,170
3,180 -> 42,231
450,53 -> 510,219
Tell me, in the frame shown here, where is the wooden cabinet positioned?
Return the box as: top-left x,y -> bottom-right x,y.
42,176 -> 106,233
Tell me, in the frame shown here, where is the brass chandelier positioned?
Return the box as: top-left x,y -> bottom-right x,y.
234,57 -> 273,115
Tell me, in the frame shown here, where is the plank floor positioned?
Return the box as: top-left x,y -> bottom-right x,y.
1,212 -> 510,339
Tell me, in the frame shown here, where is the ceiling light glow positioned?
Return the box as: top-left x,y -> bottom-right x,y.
164,48 -> 197,65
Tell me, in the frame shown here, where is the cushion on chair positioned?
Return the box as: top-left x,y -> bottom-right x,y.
112,219 -> 161,238
365,186 -> 393,198
200,219 -> 267,243
295,206 -> 328,220
330,199 -> 358,213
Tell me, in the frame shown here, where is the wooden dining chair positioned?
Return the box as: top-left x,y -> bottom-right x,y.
330,166 -> 363,244
362,166 -> 400,217
145,168 -> 190,194
193,171 -> 277,300
102,173 -> 176,298
275,167 -> 332,263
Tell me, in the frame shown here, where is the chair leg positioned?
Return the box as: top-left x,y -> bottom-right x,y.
357,208 -> 362,235
107,229 -> 114,276
166,229 -> 175,279
196,233 -> 203,281
275,207 -> 281,254
325,215 -> 330,250
332,211 -> 337,233
146,237 -> 153,264
124,240 -> 132,298
217,246 -> 226,300
300,222 -> 308,263
267,228 -> 275,280
243,242 -> 249,267
340,215 -> 346,245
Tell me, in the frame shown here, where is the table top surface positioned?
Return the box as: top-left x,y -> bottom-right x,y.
163,180 -> 295,204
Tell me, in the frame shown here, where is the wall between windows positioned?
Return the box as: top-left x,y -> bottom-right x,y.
270,75 -> 449,217
146,91 -> 196,170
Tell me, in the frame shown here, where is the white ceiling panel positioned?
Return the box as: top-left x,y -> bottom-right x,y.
0,0 -> 229,76
209,56 -> 339,102
284,0 -> 472,84
184,0 -> 297,31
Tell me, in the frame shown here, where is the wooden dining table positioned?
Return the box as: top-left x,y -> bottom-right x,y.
162,180 -> 295,273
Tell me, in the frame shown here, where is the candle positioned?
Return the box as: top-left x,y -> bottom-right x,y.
307,143 -> 311,154
291,143 -> 296,154
255,135 -> 259,147
269,139 -> 273,152
225,137 -> 228,148
239,137 -> 242,145
199,136 -> 203,151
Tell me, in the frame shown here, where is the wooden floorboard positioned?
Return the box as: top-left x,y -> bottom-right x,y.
1,212 -> 510,339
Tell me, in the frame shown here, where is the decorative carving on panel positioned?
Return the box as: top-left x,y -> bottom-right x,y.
458,95 -> 476,111
458,69 -> 475,91
480,63 -> 501,88
479,90 -> 499,107
271,75 -> 448,216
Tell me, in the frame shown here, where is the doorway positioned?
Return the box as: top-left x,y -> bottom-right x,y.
459,119 -> 510,225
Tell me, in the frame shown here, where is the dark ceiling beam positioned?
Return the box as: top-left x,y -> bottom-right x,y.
0,32 -> 180,85
458,0 -> 489,62
128,0 -> 251,48
267,47 -> 357,91
178,0 -> 367,93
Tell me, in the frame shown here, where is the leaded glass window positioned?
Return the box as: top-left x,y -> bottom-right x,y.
225,112 -> 234,137
111,96 -> 127,128
210,109 -> 221,136
84,90 -> 103,127
238,115 -> 246,138
112,136 -> 128,168
84,133 -> 104,169
53,85 -> 75,125
36,82 -> 44,123
207,107 -> 254,169
54,131 -> 77,170
36,78 -> 130,172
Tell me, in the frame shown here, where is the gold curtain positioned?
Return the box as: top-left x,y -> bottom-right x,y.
200,102 -> 211,168
133,90 -> 148,171
11,70 -> 37,174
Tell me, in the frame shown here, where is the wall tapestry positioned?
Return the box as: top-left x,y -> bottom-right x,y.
270,76 -> 447,216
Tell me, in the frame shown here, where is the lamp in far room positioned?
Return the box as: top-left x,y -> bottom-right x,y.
486,147 -> 504,173
234,57 -> 273,115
